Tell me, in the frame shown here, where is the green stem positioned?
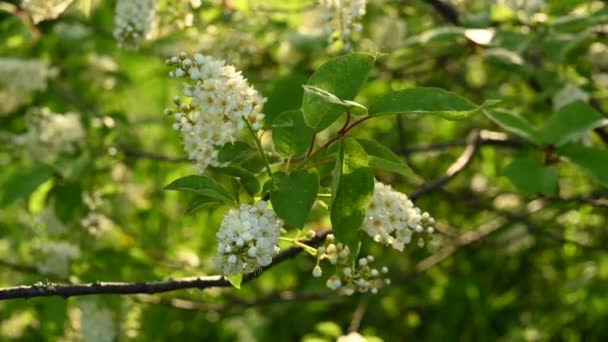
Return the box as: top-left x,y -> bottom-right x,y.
298,115 -> 374,169
279,237 -> 317,256
243,118 -> 273,178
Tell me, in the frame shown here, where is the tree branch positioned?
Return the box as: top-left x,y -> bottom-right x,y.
0,231 -> 330,301
397,133 -> 523,155
425,0 -> 460,25
410,131 -> 481,200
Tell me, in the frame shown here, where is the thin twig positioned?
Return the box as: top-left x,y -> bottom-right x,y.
410,131 -> 480,201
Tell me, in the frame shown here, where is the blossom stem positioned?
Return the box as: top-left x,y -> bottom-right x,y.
279,237 -> 317,256
243,118 -> 273,178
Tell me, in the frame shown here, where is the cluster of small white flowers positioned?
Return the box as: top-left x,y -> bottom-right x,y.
79,300 -> 116,342
13,108 -> 84,162
165,52 -> 266,173
499,0 -> 545,20
81,212 -> 114,236
81,190 -> 113,235
216,201 -> 282,276
113,0 -> 157,49
36,203 -> 68,234
36,240 -> 81,277
337,332 -> 367,342
362,180 -> 435,251
311,234 -> 389,295
195,25 -> 259,67
318,0 -> 367,50
162,0 -> 202,29
22,0 -> 73,24
0,58 -> 56,92
0,90 -> 23,116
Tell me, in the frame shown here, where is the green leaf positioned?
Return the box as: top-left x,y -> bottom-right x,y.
164,175 -> 235,204
302,85 -> 368,116
369,87 -> 497,120
558,144 -> 608,188
210,166 -> 260,197
302,53 -> 376,130
52,153 -> 90,181
185,196 -> 222,216
270,170 -> 319,228
0,164 -> 55,208
272,110 -> 315,157
330,138 -> 374,255
539,101 -> 607,147
51,182 -> 84,224
355,138 -> 415,177
217,141 -> 254,163
226,273 -> 243,289
502,154 -> 558,196
485,110 -> 543,145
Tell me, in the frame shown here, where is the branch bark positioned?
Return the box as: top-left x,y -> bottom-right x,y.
0,231 -> 330,301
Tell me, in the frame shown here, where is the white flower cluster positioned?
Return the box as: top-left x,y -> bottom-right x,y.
319,0 -> 367,50
362,181 -> 435,251
312,234 -> 389,295
0,58 -> 56,92
0,58 -> 56,115
165,52 -> 266,173
79,300 -> 116,342
36,203 -> 68,234
500,0 -> 545,16
162,0 -> 202,30
337,332 -> 367,342
195,25 -> 259,68
113,0 -> 157,49
22,0 -> 73,24
36,240 -> 81,277
14,108 -> 84,162
81,190 -> 114,236
216,201 -> 282,276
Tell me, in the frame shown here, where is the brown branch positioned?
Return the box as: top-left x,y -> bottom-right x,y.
426,0 -> 460,25
397,134 -> 523,155
410,131 -> 480,200
0,231 -> 330,301
415,218 -> 507,275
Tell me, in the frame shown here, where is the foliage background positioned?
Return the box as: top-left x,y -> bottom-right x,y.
1,0 -> 608,340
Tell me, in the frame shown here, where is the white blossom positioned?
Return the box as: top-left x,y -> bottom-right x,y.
79,300 -> 116,342
113,0 -> 157,49
337,332 -> 367,342
81,212 -> 114,236
314,234 -> 388,295
36,240 -> 81,277
362,180 -> 435,251
216,201 -> 282,275
312,265 -> 323,277
14,108 -> 85,162
22,0 -> 73,24
0,58 -> 56,92
0,58 -> 56,115
165,53 -> 266,173
318,0 -> 367,50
